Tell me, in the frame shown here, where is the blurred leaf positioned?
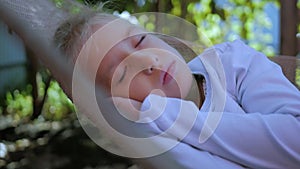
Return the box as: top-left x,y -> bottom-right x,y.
42,81 -> 74,121
296,67 -> 300,88
171,0 -> 182,16
5,86 -> 33,121
187,0 -> 278,56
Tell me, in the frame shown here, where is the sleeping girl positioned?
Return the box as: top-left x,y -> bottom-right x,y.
54,12 -> 300,169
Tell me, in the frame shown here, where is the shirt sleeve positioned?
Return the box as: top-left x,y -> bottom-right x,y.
143,138 -> 246,169
141,94 -> 300,169
217,40 -> 300,116
140,40 -> 300,169
138,95 -> 245,169
212,40 -> 300,168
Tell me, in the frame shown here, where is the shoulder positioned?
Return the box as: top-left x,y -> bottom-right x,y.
207,39 -> 275,70
212,39 -> 256,57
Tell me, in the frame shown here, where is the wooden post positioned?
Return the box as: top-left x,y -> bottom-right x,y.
280,0 -> 298,56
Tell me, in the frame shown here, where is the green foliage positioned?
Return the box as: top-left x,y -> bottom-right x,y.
187,0 -> 278,56
80,0 -> 279,56
53,0 -> 64,8
42,81 -> 74,121
52,0 -> 83,14
296,67 -> 300,88
2,72 -> 74,122
51,0 -> 280,55
0,71 -> 76,168
5,85 -> 33,121
171,0 -> 182,16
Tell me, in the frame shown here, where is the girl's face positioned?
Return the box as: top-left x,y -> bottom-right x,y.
86,19 -> 193,102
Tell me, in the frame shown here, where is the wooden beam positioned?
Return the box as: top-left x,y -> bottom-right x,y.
280,0 -> 298,56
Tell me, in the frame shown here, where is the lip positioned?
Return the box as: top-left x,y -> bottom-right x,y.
161,61 -> 176,85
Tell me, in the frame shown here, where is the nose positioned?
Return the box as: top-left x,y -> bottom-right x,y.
128,50 -> 159,75
143,67 -> 154,75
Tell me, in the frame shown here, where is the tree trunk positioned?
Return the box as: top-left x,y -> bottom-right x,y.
280,0 -> 298,56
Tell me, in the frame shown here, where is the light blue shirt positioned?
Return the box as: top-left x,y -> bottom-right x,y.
140,40 -> 300,169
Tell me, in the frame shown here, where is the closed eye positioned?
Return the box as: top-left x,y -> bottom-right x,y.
134,35 -> 146,48
118,66 -> 127,83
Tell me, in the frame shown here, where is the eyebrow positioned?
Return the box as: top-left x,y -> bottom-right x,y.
118,66 -> 127,83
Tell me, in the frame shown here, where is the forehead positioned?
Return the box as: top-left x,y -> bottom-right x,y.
77,18 -> 142,75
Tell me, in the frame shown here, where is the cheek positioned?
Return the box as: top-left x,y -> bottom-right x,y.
96,69 -> 111,93
175,65 -> 193,98
128,75 -> 153,101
